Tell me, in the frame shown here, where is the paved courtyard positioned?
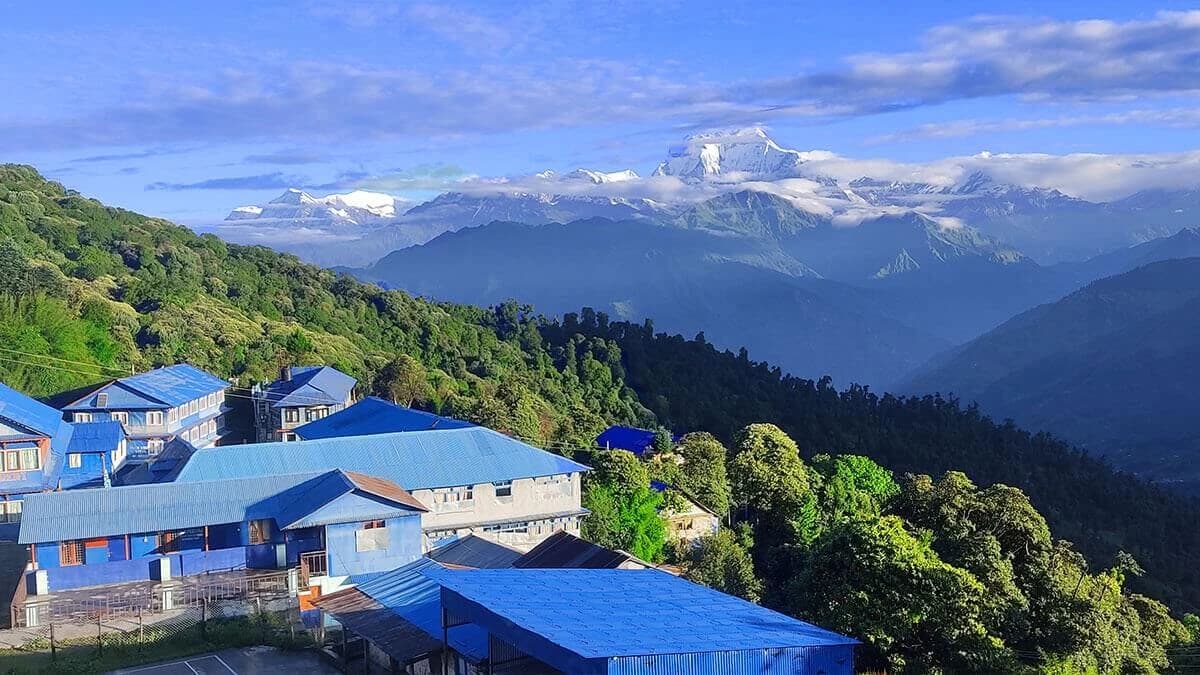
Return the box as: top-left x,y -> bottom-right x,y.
107,646 -> 340,674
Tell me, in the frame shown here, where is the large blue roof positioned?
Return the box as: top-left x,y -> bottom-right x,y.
64,364 -> 228,410
352,558 -> 489,662
295,397 -> 473,440
0,382 -> 66,438
18,469 -> 424,544
423,568 -> 858,659
173,426 -> 588,489
67,421 -> 125,453
262,366 -> 356,409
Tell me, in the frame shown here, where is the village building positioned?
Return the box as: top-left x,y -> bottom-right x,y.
252,366 -> 357,442
164,425 -> 590,550
14,468 -> 428,626
293,396 -> 473,441
0,383 -> 127,540
61,364 -> 230,461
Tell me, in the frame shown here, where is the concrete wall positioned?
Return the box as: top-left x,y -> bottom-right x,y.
413,473 -> 581,531
325,514 -> 422,578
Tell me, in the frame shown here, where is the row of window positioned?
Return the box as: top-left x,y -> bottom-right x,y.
282,406 -> 330,424
0,448 -> 40,473
0,500 -> 22,523
56,520 -> 276,566
75,391 -> 225,426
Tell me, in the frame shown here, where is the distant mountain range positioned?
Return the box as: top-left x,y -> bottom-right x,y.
207,129 -> 1200,268
901,256 -> 1200,490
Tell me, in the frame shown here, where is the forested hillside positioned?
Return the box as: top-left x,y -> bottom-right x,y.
0,164 -> 649,446
4,165 -> 1200,667
540,315 -> 1200,615
902,258 -> 1200,488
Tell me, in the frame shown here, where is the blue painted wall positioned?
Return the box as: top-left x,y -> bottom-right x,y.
325,514 -> 421,578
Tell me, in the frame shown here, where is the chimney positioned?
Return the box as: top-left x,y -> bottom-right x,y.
281,366 -> 292,382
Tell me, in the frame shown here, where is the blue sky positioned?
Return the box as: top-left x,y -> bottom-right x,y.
3,1 -> 1200,222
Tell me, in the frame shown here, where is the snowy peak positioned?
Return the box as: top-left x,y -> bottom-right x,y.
565,168 -> 640,184
653,127 -> 832,183
226,188 -> 401,224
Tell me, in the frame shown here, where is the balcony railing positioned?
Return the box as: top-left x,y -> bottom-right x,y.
299,551 -> 328,587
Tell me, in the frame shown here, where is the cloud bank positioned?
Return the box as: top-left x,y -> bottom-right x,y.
5,11 -> 1200,152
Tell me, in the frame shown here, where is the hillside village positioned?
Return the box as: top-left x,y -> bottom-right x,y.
0,363 -> 847,674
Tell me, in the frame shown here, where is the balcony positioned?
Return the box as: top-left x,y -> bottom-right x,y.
299,550 -> 328,587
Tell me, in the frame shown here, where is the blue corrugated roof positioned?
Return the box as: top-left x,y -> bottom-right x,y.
596,426 -> 660,456
18,469 -> 423,543
65,364 -> 227,410
263,366 -> 357,408
295,397 -> 473,440
0,382 -> 65,438
423,568 -> 858,659
67,421 -> 124,453
354,558 -> 489,661
173,426 -> 588,490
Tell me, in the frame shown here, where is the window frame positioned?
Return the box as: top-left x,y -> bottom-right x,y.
146,411 -> 164,426
60,540 -> 85,566
492,480 -> 513,498
248,519 -> 271,545
67,453 -> 82,469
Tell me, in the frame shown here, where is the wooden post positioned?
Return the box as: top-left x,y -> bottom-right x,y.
138,607 -> 144,647
49,623 -> 56,660
97,613 -> 103,655
441,607 -> 449,675
200,598 -> 207,640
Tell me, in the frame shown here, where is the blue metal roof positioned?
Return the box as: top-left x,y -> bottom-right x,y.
173,426 -> 589,490
295,397 -> 474,440
423,568 -> 858,660
353,558 -> 489,662
263,366 -> 356,409
596,426 -> 673,457
67,421 -> 124,453
0,382 -> 65,438
18,469 -> 424,543
64,364 -> 228,410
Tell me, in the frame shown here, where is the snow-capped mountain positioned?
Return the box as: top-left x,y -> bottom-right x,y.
207,128 -> 1200,266
653,128 -> 836,183
224,188 -> 402,226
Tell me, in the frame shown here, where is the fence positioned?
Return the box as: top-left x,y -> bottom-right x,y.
0,572 -> 313,673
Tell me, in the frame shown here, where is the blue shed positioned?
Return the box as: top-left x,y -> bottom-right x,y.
595,426 -> 680,457
422,567 -> 858,675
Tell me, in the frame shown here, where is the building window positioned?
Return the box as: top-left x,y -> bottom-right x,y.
20,448 -> 38,471
356,522 -> 389,552
493,480 -> 513,498
67,453 -> 82,469
73,412 -> 92,423
110,411 -> 128,425
188,400 -> 197,415
248,519 -> 271,545
167,408 -> 178,424
146,438 -> 164,456
159,531 -> 181,554
306,407 -> 329,422
60,540 -> 85,566
284,408 -> 300,423
1,501 -> 21,523
281,432 -> 297,442
96,393 -> 108,407
146,411 -> 164,426
4,451 -> 19,472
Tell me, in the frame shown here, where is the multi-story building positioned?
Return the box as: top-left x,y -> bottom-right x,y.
0,383 -> 127,540
62,364 -> 230,461
251,366 -> 356,442
168,425 -> 590,551
14,468 -> 428,624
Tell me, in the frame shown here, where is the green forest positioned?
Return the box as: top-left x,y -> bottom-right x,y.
4,164 -> 1200,671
